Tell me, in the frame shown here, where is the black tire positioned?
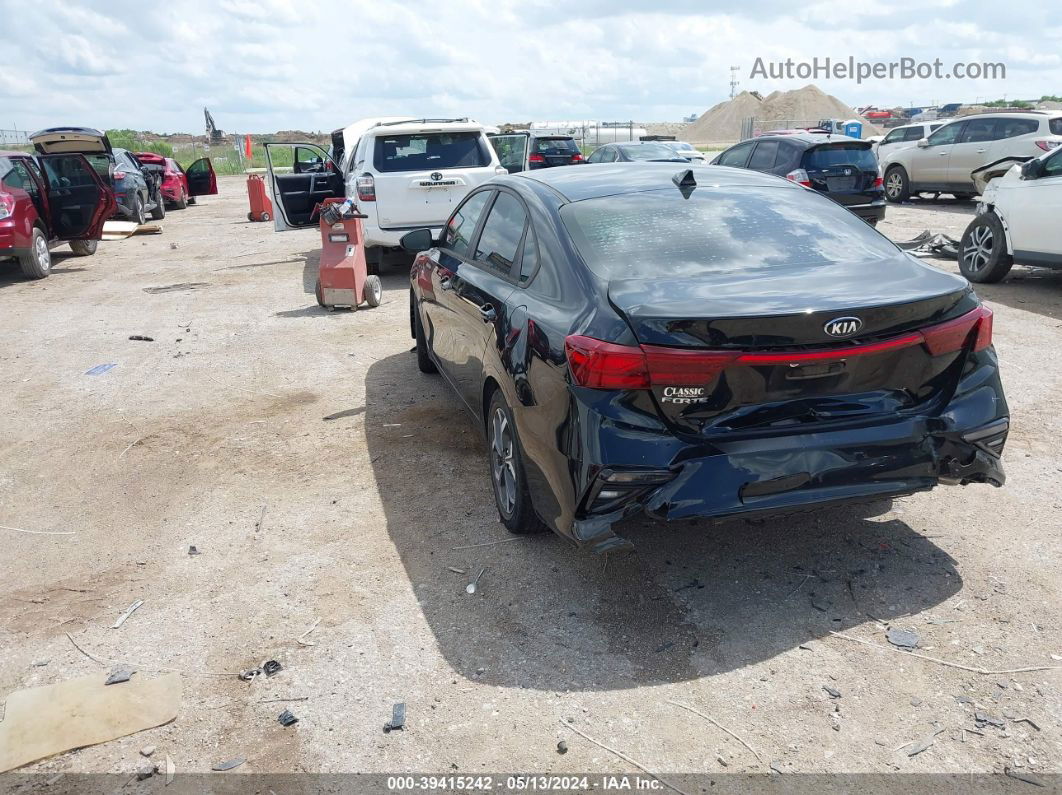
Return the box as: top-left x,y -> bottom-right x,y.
150,191 -> 166,220
260,211 -> 271,222
959,212 -> 1013,283
884,166 -> 910,203
411,290 -> 437,374
19,227 -> 52,279
69,239 -> 98,256
188,196 -> 196,205
175,190 -> 188,210
247,212 -> 255,222
486,389 -> 544,534
365,246 -> 381,276
952,193 -> 976,202
315,278 -> 326,308
364,275 -> 382,308
866,218 -> 879,228
131,194 -> 146,225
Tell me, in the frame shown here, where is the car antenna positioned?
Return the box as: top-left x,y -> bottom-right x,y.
672,168 -> 697,198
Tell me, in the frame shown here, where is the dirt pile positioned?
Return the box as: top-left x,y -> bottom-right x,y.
687,84 -> 881,143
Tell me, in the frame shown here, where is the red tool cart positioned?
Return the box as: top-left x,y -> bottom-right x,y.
246,174 -> 273,222
314,197 -> 382,310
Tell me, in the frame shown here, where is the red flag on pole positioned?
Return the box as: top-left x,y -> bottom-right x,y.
244,135 -> 252,159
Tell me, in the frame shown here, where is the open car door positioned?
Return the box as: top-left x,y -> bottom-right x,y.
38,153 -> 117,240
488,134 -> 529,174
264,142 -> 344,231
185,158 -> 218,197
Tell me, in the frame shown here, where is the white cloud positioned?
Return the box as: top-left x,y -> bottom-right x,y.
1,0 -> 1057,134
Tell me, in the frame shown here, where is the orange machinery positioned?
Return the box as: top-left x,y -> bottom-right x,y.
245,174 -> 274,222
314,197 -> 382,310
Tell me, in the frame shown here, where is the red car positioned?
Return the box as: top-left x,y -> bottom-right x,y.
1,149 -> 115,278
134,152 -> 218,209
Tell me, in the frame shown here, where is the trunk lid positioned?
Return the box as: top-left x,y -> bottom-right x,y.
30,127 -> 112,156
803,141 -> 880,205
607,259 -> 978,434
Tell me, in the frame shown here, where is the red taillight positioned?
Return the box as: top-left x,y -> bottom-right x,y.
1034,140 -> 1060,152
528,153 -> 546,164
565,336 -> 650,389
873,176 -> 884,188
0,191 -> 14,219
921,306 -> 992,355
570,152 -> 584,163
356,174 -> 375,202
785,169 -> 812,188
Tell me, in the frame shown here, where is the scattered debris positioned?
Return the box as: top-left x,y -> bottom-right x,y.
143,282 -> 210,295
297,618 -> 321,647
974,711 -> 1005,728
655,642 -> 675,653
32,659 -> 50,667
1015,717 -> 1041,731
255,503 -> 267,532
901,728 -> 945,757
895,230 -> 959,259
384,702 -> 406,733
446,567 -> 466,575
830,631 -> 1062,675
136,763 -> 155,780
667,700 -> 763,763
188,545 -> 200,556
1004,767 -> 1045,787
165,754 -> 175,785
886,628 -> 919,649
769,760 -> 784,775
466,567 -> 486,595
556,740 -> 568,755
910,698 -> 923,707
451,537 -> 522,551
716,755 -> 728,767
140,745 -> 156,757
85,363 -> 117,376
783,575 -> 811,601
105,668 -> 136,685
239,659 -> 282,681
212,757 -> 245,772
1,523 -> 75,536
277,709 -> 299,727
0,672 -> 181,773
823,686 -> 841,699
263,660 -> 282,677
128,335 -> 155,342
559,718 -> 690,795
112,599 -> 144,629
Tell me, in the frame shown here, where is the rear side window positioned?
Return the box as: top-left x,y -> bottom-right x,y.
1051,118 -> 1062,135
373,132 -> 490,172
911,126 -> 931,140
960,119 -> 1001,143
748,141 -> 780,170
561,186 -> 899,280
445,190 -> 491,256
717,142 -> 754,167
533,137 -> 578,154
804,145 -> 877,170
997,118 -> 1038,139
474,192 -> 527,276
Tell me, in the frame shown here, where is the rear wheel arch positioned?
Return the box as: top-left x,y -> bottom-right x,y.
481,377 -> 501,431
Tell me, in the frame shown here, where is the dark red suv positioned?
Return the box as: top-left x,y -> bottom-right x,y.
0,150 -> 115,278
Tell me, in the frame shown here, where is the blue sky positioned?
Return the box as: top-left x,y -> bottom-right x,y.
1,0 -> 1058,134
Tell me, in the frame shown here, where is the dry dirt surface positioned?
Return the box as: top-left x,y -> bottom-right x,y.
1,178 -> 1060,786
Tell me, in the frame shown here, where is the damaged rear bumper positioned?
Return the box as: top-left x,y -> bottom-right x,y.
568,415 -> 1006,552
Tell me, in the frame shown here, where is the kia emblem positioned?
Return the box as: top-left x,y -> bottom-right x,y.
824,317 -> 863,338
430,172 -> 443,181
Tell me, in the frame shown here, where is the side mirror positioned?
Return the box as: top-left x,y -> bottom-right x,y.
916,138 -> 929,148
400,228 -> 435,252
1020,159 -> 1043,180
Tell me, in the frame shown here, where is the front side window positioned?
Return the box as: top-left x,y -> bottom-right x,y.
373,132 -> 490,173
1043,149 -> 1062,178
927,123 -> 964,146
881,129 -> 905,145
445,190 -> 491,256
474,192 -> 527,275
717,142 -> 754,167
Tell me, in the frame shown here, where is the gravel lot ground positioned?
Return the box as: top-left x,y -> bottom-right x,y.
1,176 -> 1060,783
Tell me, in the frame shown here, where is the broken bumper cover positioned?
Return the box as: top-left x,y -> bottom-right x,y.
569,414 -> 1006,549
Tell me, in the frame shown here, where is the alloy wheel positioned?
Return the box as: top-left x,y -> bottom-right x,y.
885,172 -> 903,199
35,235 -> 51,271
963,223 -> 993,273
490,407 -> 517,517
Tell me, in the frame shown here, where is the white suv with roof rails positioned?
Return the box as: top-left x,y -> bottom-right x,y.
880,111 -> 1062,202
264,118 -> 505,271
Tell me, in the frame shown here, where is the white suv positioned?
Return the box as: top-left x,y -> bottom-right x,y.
264,118 -> 504,271
873,120 -> 953,162
880,111 -> 1062,202
346,119 -> 505,263
957,145 -> 1062,283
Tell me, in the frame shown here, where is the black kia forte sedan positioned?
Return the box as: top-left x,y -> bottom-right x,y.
404,163 -> 1007,553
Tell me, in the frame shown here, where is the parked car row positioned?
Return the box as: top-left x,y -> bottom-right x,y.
1,127 -> 218,279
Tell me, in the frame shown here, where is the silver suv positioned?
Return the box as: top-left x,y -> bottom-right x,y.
880,111 -> 1062,201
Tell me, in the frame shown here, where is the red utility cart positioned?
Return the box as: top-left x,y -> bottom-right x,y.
315,197 -> 382,310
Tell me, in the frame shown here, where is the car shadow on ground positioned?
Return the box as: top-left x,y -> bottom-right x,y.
364,350 -> 962,691
972,267 -> 1062,320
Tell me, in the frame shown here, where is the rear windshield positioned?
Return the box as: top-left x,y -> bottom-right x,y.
804,144 -> 877,170
373,132 -> 490,172
560,186 -> 900,280
534,137 -> 578,154
618,143 -> 685,161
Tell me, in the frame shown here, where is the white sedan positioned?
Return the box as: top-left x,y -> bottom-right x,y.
958,145 -> 1062,282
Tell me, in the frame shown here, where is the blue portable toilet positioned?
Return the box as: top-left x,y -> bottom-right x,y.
844,119 -> 863,139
